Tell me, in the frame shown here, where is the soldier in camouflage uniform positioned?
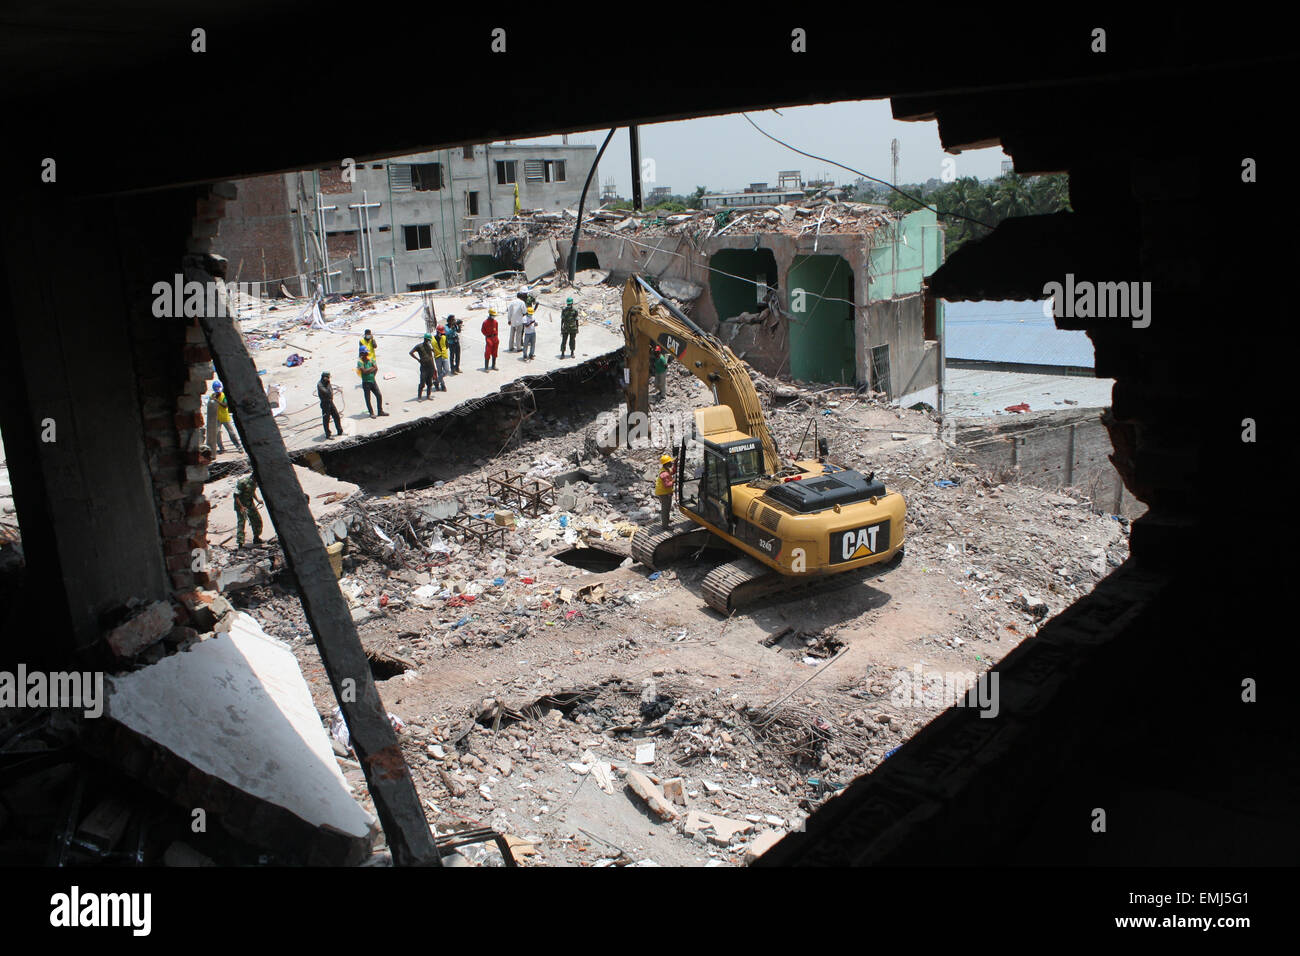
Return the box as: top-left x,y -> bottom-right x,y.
560,297 -> 579,358
233,473 -> 264,547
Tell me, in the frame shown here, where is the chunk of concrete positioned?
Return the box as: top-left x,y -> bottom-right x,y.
216,562 -> 270,593
105,600 -> 176,658
163,841 -> 217,866
659,277 -> 703,302
101,611 -> 377,864
421,499 -> 460,522
684,809 -> 752,845
625,770 -> 679,821
523,241 -> 557,280
745,829 -> 785,864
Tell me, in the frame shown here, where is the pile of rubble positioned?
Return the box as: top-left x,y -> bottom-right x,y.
469,199 -> 900,249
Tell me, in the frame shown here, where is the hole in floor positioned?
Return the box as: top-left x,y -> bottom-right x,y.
551,547 -> 626,572
762,628 -> 846,661
368,654 -> 411,681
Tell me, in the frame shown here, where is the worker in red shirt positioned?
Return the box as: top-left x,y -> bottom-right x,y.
481,308 -> 500,371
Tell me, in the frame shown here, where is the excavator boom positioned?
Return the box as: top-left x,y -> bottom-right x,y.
618,275 -> 906,613
621,277 -> 780,473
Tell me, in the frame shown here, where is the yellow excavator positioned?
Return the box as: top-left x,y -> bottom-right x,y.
621,276 -> 906,613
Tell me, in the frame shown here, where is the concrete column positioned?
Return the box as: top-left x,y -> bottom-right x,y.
0,191 -> 195,660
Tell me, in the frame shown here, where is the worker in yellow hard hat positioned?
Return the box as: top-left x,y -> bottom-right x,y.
654,453 -> 676,529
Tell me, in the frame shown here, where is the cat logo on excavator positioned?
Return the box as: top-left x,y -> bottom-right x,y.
832,522 -> 888,563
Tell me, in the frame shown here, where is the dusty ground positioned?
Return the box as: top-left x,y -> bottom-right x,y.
215,359 -> 1129,866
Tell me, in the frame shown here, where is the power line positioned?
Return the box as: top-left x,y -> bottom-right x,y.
739,112 -> 997,231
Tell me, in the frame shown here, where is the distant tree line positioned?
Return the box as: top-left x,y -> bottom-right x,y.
847,173 -> 1071,253
604,185 -> 709,213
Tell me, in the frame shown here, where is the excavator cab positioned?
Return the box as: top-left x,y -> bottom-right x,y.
678,425 -> 765,534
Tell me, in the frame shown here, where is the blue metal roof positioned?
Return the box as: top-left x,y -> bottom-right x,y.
943,299 -> 1095,369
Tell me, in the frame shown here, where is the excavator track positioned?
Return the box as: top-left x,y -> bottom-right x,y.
701,546 -> 907,615
701,557 -> 784,614
631,522 -> 716,571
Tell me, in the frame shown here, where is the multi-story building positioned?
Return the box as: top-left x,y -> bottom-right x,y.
216,143 -> 599,295
700,188 -> 806,209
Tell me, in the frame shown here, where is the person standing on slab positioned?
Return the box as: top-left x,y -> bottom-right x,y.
318,371 -> 343,438
213,381 -> 243,452
432,326 -> 450,391
560,297 -> 579,358
409,333 -> 436,400
445,314 -> 462,373
506,294 -> 526,352
357,348 -> 388,416
359,328 -> 379,361
521,306 -> 538,361
482,309 -> 500,371
205,382 -> 222,451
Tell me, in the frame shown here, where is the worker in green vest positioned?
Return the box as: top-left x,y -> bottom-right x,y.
357,348 -> 388,417
651,346 -> 669,400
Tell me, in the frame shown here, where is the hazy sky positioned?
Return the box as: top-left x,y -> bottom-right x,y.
509,99 -> 1011,198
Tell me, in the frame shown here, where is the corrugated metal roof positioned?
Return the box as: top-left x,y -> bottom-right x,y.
944,298 -> 1095,368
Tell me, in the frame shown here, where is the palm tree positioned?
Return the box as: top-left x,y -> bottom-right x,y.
992,175 -> 1035,220
1029,174 -> 1071,213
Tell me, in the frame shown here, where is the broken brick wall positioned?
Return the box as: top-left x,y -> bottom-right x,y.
130,185 -> 231,598
214,173 -> 301,294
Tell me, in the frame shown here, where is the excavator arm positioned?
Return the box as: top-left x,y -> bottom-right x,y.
621,276 -> 780,474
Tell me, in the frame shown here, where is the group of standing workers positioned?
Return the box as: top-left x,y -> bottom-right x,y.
313,317 -> 467,436
407,318 -> 459,400
478,290 -> 581,371
205,289 -> 588,549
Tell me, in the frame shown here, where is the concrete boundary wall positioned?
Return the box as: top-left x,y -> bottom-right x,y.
953,407 -> 1144,517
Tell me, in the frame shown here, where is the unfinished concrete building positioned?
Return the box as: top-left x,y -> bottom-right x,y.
467,205 -> 944,398
217,144 -> 600,297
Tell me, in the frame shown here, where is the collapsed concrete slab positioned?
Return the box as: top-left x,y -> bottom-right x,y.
90,611 -> 377,864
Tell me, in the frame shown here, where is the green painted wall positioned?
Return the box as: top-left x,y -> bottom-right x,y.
787,254 -> 854,383
466,254 -> 511,281
709,248 -> 778,320
867,208 -> 943,301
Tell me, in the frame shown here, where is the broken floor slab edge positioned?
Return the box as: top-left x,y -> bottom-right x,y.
283,348 -> 623,463
79,716 -> 376,866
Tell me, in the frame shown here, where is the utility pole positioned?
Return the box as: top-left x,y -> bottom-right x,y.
315,191 -> 337,293
890,138 -> 900,296
629,125 -> 643,212
349,191 -> 381,293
